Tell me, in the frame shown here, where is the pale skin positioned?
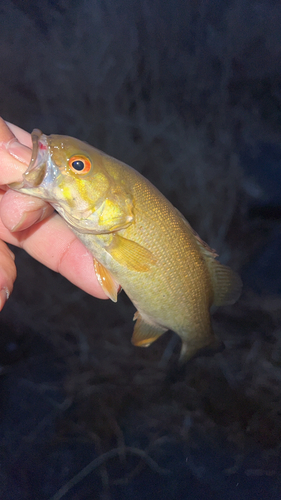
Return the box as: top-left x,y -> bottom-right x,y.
0,117 -> 108,310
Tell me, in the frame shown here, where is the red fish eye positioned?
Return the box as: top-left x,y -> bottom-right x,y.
69,155 -> 91,174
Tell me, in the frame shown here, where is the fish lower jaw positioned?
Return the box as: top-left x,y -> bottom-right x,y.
56,209 -> 101,234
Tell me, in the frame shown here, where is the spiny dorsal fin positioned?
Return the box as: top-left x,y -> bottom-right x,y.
176,210 -> 242,306
192,230 -> 218,259
175,208 -> 218,258
131,312 -> 167,347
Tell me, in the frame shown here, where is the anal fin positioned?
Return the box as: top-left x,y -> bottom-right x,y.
94,258 -> 119,302
131,312 -> 167,347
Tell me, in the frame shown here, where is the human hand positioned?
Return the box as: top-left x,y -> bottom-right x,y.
0,118 -> 108,310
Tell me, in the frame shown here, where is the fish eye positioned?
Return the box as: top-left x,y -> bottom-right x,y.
69,155 -> 92,175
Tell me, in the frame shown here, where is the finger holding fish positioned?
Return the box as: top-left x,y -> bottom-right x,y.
5,121 -> 32,149
1,190 -> 53,232
0,118 -> 109,302
0,239 -> 16,311
0,117 -> 51,228
0,117 -> 32,184
0,118 -> 48,305
0,202 -> 109,300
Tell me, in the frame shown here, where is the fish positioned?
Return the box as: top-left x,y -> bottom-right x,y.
9,129 -> 242,361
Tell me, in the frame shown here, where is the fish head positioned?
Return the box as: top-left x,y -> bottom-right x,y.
9,129 -> 134,234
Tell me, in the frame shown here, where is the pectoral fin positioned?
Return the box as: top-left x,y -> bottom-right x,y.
131,312 -> 167,347
108,234 -> 157,272
93,258 -> 119,302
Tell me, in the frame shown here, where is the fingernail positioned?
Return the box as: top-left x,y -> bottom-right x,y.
7,139 -> 31,165
7,248 -> 15,261
11,207 -> 46,232
0,287 -> 10,311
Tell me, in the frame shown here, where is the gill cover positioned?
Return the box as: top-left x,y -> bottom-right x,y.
9,129 -> 135,234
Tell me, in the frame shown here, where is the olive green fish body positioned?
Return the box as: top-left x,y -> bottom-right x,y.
75,172 -> 214,355
9,130 -> 242,360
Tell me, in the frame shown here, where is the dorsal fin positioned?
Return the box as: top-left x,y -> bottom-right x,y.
207,260 -> 242,306
175,208 -> 218,258
176,210 -> 242,306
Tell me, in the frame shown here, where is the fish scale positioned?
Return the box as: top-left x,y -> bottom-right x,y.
9,129 -> 242,361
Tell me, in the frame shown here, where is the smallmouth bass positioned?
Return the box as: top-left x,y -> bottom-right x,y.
10,130 -> 242,361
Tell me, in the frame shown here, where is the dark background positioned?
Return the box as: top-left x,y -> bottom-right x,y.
0,1 -> 281,499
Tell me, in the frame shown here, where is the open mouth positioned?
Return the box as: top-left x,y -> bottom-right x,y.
8,129 -> 49,192
21,129 -> 48,188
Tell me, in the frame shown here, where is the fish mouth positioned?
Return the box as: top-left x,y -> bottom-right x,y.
9,129 -> 55,201
24,129 -> 48,187
8,130 -> 116,235
20,129 -> 48,188
9,129 -> 95,229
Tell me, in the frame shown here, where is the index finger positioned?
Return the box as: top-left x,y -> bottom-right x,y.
0,117 -> 32,184
5,121 -> 32,148
0,118 -> 109,299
